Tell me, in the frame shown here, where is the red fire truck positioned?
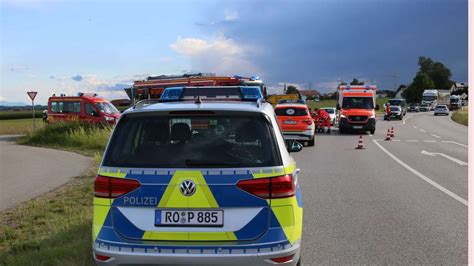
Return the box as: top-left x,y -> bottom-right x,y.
124,73 -> 266,103
47,93 -> 121,125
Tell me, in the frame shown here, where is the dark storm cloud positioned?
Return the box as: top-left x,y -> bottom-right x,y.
198,0 -> 467,92
71,74 -> 83,82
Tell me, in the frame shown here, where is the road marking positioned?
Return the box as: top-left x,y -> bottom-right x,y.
373,140 -> 468,206
419,129 -> 426,133
423,140 -> 436,143
430,134 -> 441,139
402,116 -> 413,125
413,126 -> 417,129
392,139 -> 400,142
407,140 -> 419,142
441,140 -> 468,148
421,150 -> 468,166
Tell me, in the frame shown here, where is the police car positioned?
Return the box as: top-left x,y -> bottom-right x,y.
93,86 -> 304,265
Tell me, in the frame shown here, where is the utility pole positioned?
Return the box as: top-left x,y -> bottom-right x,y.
385,74 -> 398,91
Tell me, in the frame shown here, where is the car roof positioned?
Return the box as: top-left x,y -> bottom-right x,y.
123,101 -> 275,117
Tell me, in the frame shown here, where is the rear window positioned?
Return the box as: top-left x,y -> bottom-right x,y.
275,107 -> 308,116
322,108 -> 335,114
103,113 -> 282,168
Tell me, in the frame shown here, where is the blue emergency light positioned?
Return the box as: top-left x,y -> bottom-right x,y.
160,86 -> 263,102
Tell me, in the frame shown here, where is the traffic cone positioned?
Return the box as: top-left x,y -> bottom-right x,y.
391,127 -> 395,138
356,135 -> 365,149
385,129 -> 391,141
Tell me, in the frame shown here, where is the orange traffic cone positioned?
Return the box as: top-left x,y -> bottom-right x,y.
356,135 -> 365,149
391,127 -> 395,138
385,129 -> 391,141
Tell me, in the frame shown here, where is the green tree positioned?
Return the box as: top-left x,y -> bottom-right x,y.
286,85 -> 300,96
403,73 -> 434,103
417,56 -> 452,90
350,78 -> 364,85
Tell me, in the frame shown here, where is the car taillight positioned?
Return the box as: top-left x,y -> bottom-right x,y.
270,254 -> 295,263
236,175 -> 295,199
94,175 -> 141,198
303,118 -> 313,125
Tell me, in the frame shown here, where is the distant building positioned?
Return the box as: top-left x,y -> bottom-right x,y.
299,90 -> 321,98
450,82 -> 468,93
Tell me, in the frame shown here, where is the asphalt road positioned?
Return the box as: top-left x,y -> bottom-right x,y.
0,135 -> 91,211
294,111 -> 467,264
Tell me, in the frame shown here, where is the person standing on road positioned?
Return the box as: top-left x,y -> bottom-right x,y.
42,109 -> 48,123
385,102 -> 391,121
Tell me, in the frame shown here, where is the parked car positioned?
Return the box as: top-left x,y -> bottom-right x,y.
419,103 -> 431,112
320,107 -> 337,125
275,103 -> 316,146
408,103 -> 419,112
384,106 -> 403,120
93,86 -> 304,266
434,104 -> 450,116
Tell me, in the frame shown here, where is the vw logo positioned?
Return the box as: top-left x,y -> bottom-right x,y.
180,180 -> 196,196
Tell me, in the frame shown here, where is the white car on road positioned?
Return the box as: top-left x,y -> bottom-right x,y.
320,107 -> 337,126
434,104 -> 449,116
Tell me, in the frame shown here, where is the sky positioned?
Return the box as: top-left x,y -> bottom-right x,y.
0,0 -> 468,105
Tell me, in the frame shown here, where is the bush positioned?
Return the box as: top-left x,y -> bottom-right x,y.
19,121 -> 112,153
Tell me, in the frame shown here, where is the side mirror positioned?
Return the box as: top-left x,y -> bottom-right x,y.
287,140 -> 303,153
336,104 -> 341,110
92,110 -> 100,117
375,104 -> 380,111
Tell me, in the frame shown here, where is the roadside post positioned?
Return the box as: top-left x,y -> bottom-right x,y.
27,91 -> 38,130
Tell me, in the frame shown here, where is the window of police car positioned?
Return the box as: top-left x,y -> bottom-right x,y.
104,113 -> 282,168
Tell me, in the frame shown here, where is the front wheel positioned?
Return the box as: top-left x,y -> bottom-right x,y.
370,129 -> 375,134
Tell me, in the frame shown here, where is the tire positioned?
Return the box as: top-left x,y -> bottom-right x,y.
297,258 -> 301,266
308,137 -> 315,146
370,129 -> 375,134
339,128 -> 345,134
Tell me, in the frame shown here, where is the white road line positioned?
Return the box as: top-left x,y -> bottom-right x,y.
407,140 -> 419,142
419,129 -> 426,133
421,150 -> 468,166
373,140 -> 468,206
423,140 -> 437,143
430,134 -> 441,139
402,116 -> 413,125
441,140 -> 468,148
392,139 -> 401,142
413,126 -> 417,129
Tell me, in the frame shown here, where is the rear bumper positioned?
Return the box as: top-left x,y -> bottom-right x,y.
93,240 -> 301,265
282,129 -> 314,141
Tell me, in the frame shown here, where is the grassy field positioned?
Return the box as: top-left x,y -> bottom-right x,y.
0,110 -> 45,120
0,122 -> 111,265
451,108 -> 468,126
0,118 -> 44,135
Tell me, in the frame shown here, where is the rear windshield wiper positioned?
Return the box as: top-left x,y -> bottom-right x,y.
185,159 -> 242,167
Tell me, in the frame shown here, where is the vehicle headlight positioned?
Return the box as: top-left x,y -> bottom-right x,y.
340,114 -> 346,119
369,114 -> 376,119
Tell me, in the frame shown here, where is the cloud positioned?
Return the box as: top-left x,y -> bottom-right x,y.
224,10 -> 239,22
170,35 -> 260,76
71,74 -> 83,82
8,65 -> 29,72
96,83 -> 130,91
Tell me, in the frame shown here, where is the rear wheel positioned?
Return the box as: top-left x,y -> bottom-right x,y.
308,137 -> 315,146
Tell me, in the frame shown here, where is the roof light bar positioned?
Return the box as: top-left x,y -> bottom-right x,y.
160,86 -> 263,102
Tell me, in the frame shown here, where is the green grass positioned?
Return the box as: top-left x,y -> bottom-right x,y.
0,110 -> 45,120
18,122 -> 112,156
0,118 -> 44,135
0,155 -> 101,266
306,97 -> 389,113
451,108 -> 468,126
0,123 -> 111,265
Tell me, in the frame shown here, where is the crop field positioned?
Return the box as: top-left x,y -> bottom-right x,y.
0,118 -> 44,135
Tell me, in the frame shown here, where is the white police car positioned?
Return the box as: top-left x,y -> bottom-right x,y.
93,86 -> 304,265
